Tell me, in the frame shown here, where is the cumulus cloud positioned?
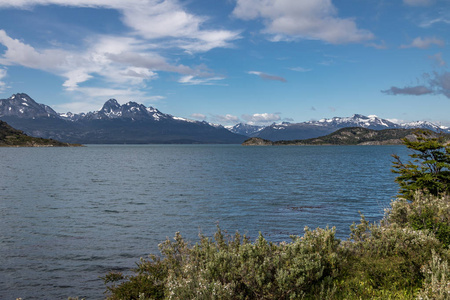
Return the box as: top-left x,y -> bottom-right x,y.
0,0 -> 241,107
233,0 -> 373,44
248,71 -> 287,82
400,36 -> 445,49
0,29 -> 73,71
242,113 -> 281,125
403,0 -> 435,6
382,72 -> 450,99
0,30 -> 189,90
0,0 -> 240,53
0,28 -> 229,96
212,114 -> 240,125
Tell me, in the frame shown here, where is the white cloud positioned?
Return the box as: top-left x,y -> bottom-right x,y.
0,29 -> 74,71
0,27 -> 231,94
190,113 -> 206,120
242,113 -> 281,125
400,36 -> 445,49
0,0 -> 242,105
233,0 -> 374,44
248,71 -> 287,82
53,87 -> 160,113
0,67 -> 7,92
420,17 -> 450,28
178,75 -> 226,85
0,0 -> 240,53
289,67 -> 312,72
213,114 -> 240,124
403,0 -> 435,6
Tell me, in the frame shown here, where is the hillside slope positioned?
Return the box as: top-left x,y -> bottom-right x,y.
0,120 -> 81,147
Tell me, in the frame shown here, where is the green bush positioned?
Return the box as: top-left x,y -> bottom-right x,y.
418,250 -> 450,299
103,213 -> 449,299
104,227 -> 341,300
387,193 -> 450,247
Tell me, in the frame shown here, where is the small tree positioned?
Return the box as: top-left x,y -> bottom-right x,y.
392,130 -> 450,200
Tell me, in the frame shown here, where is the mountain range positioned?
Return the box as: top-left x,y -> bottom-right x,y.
0,93 -> 246,144
0,93 -> 448,144
242,127 -> 448,146
228,114 -> 449,141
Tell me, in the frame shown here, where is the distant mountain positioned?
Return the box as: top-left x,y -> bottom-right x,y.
0,93 -> 247,144
233,114 -> 449,141
0,93 -> 59,118
305,114 -> 400,130
243,127 -> 449,146
400,120 -> 449,132
0,120 -> 80,147
226,123 -> 265,137
60,99 -> 172,122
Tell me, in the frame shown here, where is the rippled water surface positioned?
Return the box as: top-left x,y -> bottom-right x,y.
0,144 -> 408,299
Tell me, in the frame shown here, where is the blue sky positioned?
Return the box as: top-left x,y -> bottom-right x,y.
0,0 -> 449,126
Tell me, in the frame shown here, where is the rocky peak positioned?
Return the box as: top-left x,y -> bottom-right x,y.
0,93 -> 58,118
100,99 -> 121,112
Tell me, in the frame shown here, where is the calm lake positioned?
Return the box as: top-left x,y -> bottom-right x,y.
0,144 -> 409,299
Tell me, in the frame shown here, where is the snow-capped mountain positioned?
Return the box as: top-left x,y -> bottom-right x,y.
306,114 -> 401,130
0,93 -> 59,118
64,99 -> 172,122
226,123 -> 265,137
0,93 -> 247,144
400,120 -> 449,132
232,114 -> 449,141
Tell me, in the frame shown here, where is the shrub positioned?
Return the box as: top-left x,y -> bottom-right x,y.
418,250 -> 450,300
387,193 -> 450,247
335,214 -> 444,298
104,227 -> 342,300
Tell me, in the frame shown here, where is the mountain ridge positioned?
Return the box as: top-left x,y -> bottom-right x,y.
0,93 -> 247,144
242,127 -> 450,146
232,114 -> 449,141
1,93 -> 448,144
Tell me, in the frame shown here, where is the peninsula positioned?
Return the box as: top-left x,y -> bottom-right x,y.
0,120 -> 82,147
242,127 -> 448,146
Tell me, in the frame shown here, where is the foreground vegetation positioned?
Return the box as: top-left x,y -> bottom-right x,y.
103,130 -> 450,299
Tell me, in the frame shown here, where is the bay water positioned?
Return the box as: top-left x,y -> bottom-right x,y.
0,144 -> 408,299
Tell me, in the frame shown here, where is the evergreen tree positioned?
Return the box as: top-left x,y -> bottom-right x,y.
392,130 -> 450,200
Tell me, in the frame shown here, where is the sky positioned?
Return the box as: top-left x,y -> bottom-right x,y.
0,0 -> 449,126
